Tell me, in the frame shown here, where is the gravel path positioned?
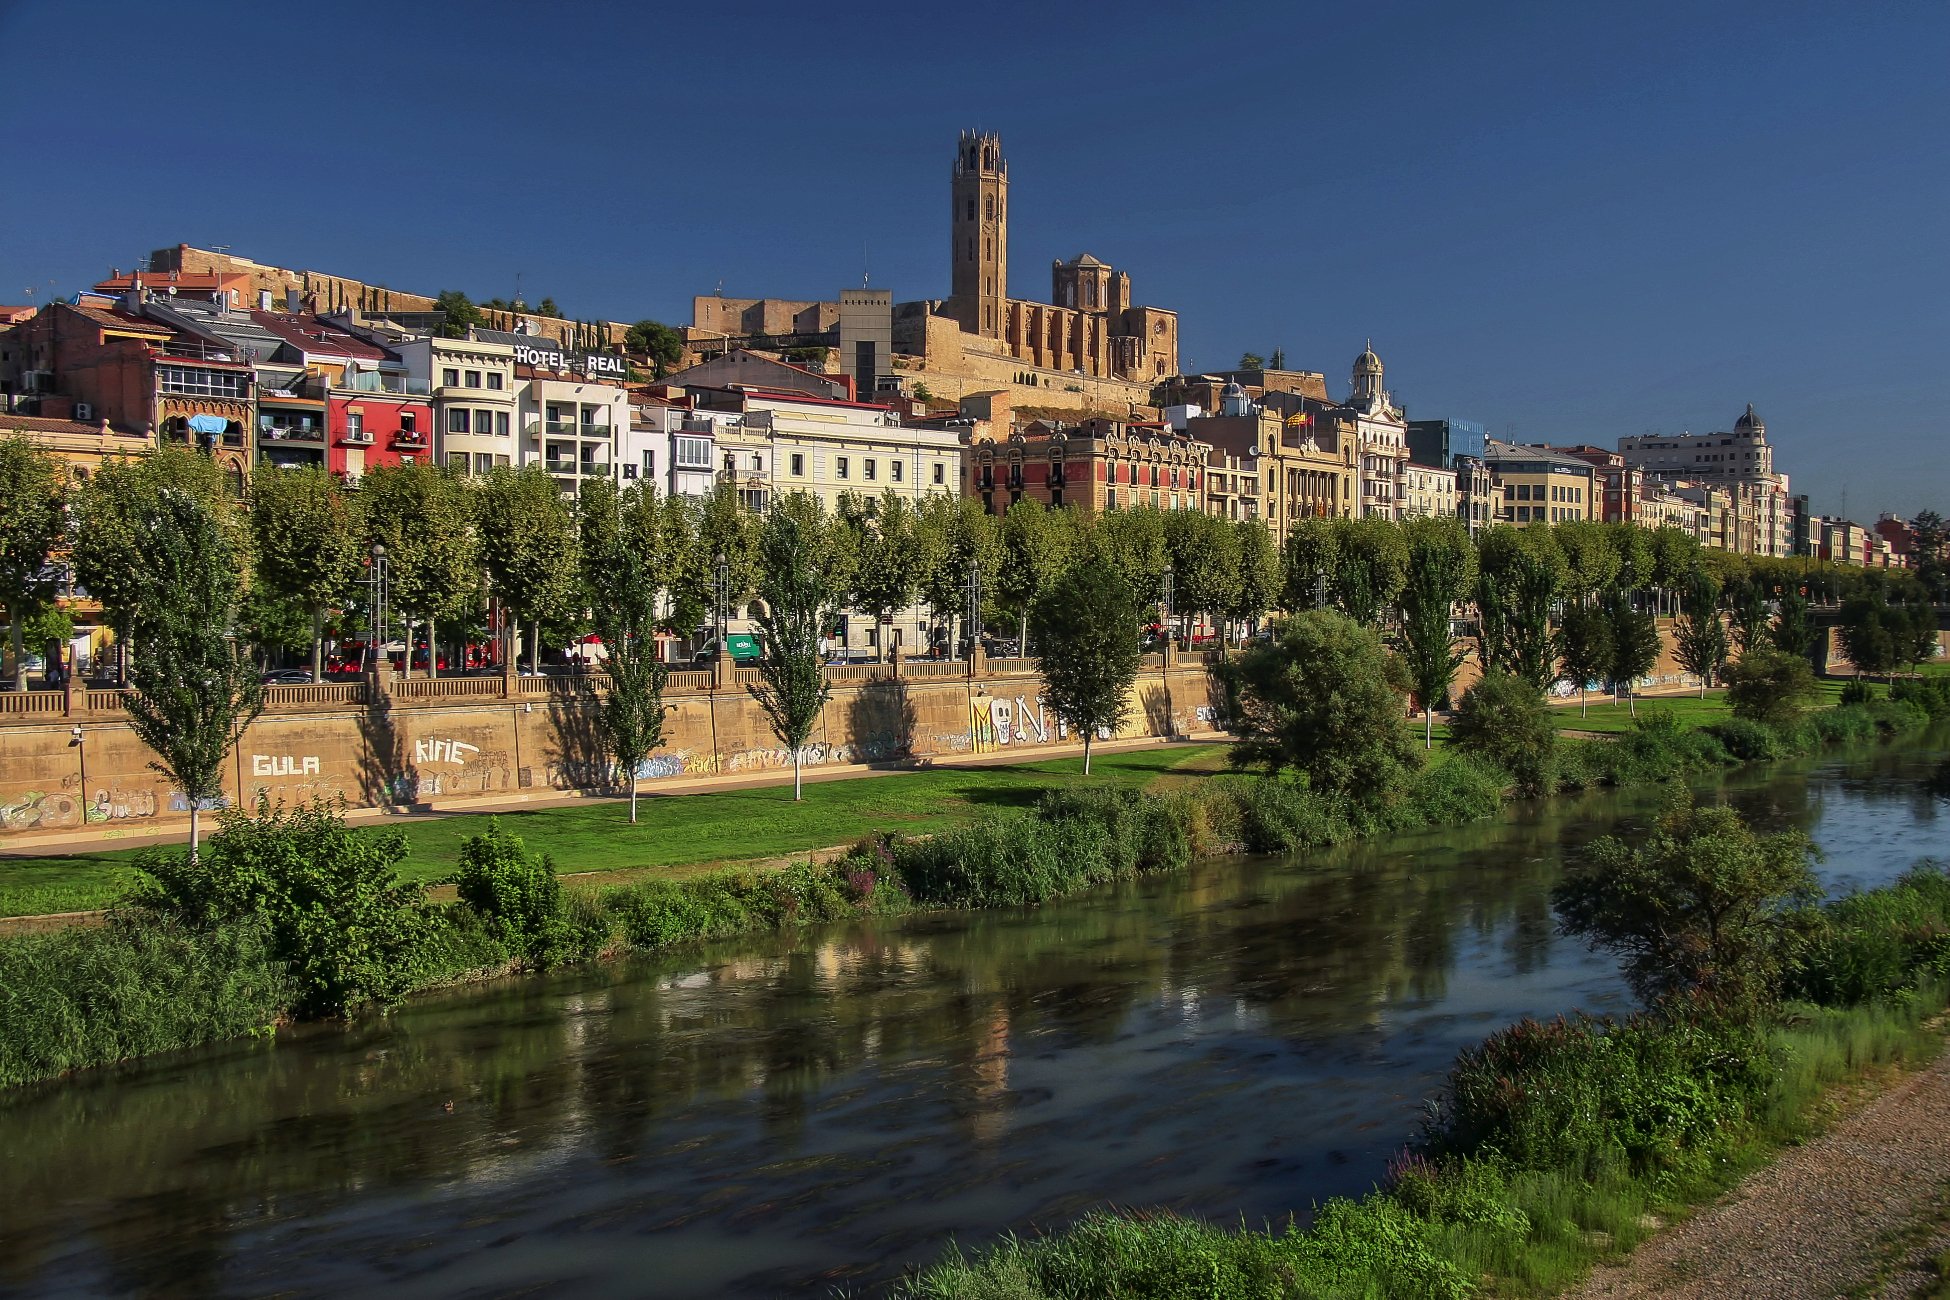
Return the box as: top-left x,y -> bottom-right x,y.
1567,1044 -> 1950,1300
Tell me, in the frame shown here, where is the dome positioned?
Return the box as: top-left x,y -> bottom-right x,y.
1353,340 -> 1382,374
1734,403 -> 1763,431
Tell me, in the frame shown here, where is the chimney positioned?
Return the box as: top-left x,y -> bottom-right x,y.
285,288 -> 301,313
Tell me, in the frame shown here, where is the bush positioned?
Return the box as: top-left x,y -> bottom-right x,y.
1429,1012 -> 1771,1174
1802,705 -> 1879,747
1724,649 -> 1818,728
0,915 -> 294,1088
1401,755 -> 1507,827
1865,697 -> 1931,735
131,799 -> 425,1015
1035,785 -> 1190,876
1838,679 -> 1877,707
1233,778 -> 1355,855
1790,862 -> 1950,1005
1890,674 -> 1950,720
1450,672 -> 1556,796
1612,711 -> 1730,782
1708,717 -> 1785,762
455,821 -> 573,966
894,811 -> 1113,908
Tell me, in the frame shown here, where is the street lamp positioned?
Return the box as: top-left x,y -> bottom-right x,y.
965,561 -> 982,666
712,550 -> 730,655
1161,564 -> 1176,650
368,543 -> 389,675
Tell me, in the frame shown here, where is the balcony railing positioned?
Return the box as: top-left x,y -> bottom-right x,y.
259,423 -> 325,442
158,340 -> 240,362
343,372 -> 430,395
393,431 -> 429,448
343,430 -> 374,445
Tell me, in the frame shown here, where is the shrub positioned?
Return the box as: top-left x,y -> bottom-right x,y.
1865,697 -> 1930,735
1790,862 -> 1950,1005
1402,755 -> 1507,827
130,799 -> 425,1015
1802,705 -> 1878,747
1723,649 -> 1818,728
1838,680 -> 1877,707
893,811 -> 1112,908
1555,798 -> 1820,1012
1450,672 -> 1556,797
1890,674 -> 1950,720
0,915 -> 294,1088
1708,717 -> 1785,762
1612,710 -> 1729,782
1035,785 -> 1190,876
1428,1012 -> 1770,1174
1234,777 -> 1355,855
455,821 -> 572,966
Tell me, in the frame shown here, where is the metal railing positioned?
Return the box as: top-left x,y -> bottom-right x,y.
259,424 -> 326,442
344,372 -> 430,395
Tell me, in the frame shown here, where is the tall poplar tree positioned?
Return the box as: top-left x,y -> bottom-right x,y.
581,477 -> 672,822
998,498 -> 1077,653
0,437 -> 67,690
1030,556 -> 1141,775
1396,516 -> 1475,746
748,508 -> 837,800
1673,569 -> 1730,696
248,466 -> 362,680
481,464 -> 578,672
360,462 -> 479,678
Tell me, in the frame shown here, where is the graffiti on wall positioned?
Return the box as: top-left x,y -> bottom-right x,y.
251,754 -> 321,776
415,738 -> 480,766
973,695 -> 1079,751
1,790 -> 84,830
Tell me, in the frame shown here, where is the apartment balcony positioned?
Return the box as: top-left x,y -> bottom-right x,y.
343,372 -> 430,396
342,429 -> 375,446
393,430 -> 430,449
258,422 -> 326,443
157,340 -> 241,363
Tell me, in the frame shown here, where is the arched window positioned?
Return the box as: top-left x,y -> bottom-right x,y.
984,195 -> 994,220
982,145 -> 994,170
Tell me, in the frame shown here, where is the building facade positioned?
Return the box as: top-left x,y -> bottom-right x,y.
1483,440 -> 1597,524
1617,405 -> 1793,556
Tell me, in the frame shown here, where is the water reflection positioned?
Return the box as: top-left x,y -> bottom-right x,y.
1,736 -> 1944,1298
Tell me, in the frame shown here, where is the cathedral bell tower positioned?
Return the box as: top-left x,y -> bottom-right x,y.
950,130 -> 1008,340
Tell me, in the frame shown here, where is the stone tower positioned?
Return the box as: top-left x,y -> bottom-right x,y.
950,130 -> 1008,340
1351,340 -> 1384,407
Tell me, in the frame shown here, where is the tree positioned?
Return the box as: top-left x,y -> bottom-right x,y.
1164,509 -> 1241,645
1673,570 -> 1729,697
998,498 -> 1078,652
0,437 -> 67,690
850,490 -> 923,660
1029,557 -> 1142,775
625,319 -> 685,379
479,464 -> 578,672
1649,526 -> 1702,613
435,290 -> 483,339
1238,352 -> 1265,371
1091,505 -> 1169,621
1603,587 -> 1661,716
537,297 -> 562,319
1554,797 -> 1819,1013
1836,589 -> 1908,681
1397,516 -> 1475,746
360,463 -> 479,678
673,483 -> 757,642
70,447 -> 237,682
1214,609 -> 1422,799
248,466 -> 361,680
1226,519 -> 1282,640
1554,520 -> 1620,606
121,490 -> 264,857
1475,525 -> 1562,692
1267,348 -> 1286,370
1768,588 -> 1817,661
1330,516 -> 1409,627
922,495 -> 1002,655
1450,671 -> 1556,796
748,508 -> 836,800
1280,517 -> 1339,611
1726,574 -> 1771,655
582,479 -> 672,822
1723,648 -> 1818,728
1555,599 -> 1612,716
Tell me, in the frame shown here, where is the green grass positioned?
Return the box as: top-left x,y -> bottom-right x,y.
1548,679 -> 1867,735
0,744 -> 1234,919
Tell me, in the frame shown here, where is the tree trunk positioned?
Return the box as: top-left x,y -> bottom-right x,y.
189,803 -> 201,862
1425,706 -> 1433,750
428,622 -> 439,679
311,607 -> 325,681
1018,611 -> 1028,658
1082,731 -> 1093,775
9,619 -> 23,692
629,773 -> 638,824
529,622 -> 541,675
793,749 -> 803,801
1628,687 -> 1638,717
402,619 -> 414,680
1580,685 -> 1588,717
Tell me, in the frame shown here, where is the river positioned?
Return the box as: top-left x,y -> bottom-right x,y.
1,738 -> 1943,1299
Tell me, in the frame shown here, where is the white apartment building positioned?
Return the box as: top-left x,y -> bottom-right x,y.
1618,405 -> 1794,556
624,401 -> 723,499
386,334 -> 519,476
1401,462 -> 1459,519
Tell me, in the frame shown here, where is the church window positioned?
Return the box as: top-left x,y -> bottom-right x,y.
985,195 -> 993,220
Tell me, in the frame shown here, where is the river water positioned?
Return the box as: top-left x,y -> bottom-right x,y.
1,738 -> 1944,1299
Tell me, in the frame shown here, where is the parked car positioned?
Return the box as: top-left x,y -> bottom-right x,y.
262,669 -> 315,685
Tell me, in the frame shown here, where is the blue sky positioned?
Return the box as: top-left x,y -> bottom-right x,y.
3,0 -> 1944,519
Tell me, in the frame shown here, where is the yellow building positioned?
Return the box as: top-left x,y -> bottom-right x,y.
1483,439 -> 1596,524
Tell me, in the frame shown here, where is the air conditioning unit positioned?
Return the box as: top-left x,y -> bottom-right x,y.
621,463 -> 637,479
74,402 -> 94,421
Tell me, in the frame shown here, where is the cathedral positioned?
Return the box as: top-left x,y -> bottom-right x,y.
691,131 -> 1180,415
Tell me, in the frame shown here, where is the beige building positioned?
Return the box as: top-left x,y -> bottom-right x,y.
1618,405 -> 1793,556
382,332 -> 519,476
1173,383 -> 1355,544
1335,345 -> 1410,519
694,387 -> 964,516
1483,440 -> 1597,524
1401,462 -> 1459,519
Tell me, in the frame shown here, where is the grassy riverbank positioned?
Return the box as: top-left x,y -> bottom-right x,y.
0,683 -> 1853,920
0,744 -> 1238,919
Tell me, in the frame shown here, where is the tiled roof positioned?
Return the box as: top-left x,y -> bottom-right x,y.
1,414 -> 143,438
63,303 -> 170,335
250,311 -> 390,360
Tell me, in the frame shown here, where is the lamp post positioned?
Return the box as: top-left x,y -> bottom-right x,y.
1161,564 -> 1176,650
712,550 -> 730,652
965,560 -> 982,668
368,543 -> 389,677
